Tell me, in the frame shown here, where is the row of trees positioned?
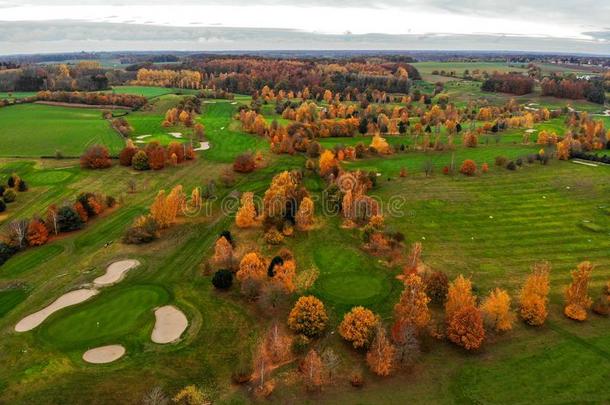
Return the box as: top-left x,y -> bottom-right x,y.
481,74 -> 535,95
0,192 -> 115,266
133,68 -> 203,89
37,90 -> 147,108
540,77 -> 606,104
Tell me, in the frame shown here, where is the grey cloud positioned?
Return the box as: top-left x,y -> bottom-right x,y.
0,21 -> 608,55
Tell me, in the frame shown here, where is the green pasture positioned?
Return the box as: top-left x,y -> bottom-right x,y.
0,104 -> 125,157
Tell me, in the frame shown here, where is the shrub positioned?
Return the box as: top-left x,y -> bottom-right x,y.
495,156 -> 508,167
506,161 -> 517,171
123,215 -> 159,244
212,269 -> 233,290
80,144 -> 112,169
288,295 -> 328,337
264,227 -> 284,245
106,196 -> 117,208
132,150 -> 150,170
481,163 -> 489,173
3,189 -> 16,203
291,334 -> 311,355
17,181 -> 28,192
350,369 -> 365,387
119,146 -> 138,166
516,157 -> 523,166
233,153 -> 256,173
592,282 -> 610,316
0,200 -> 5,212
459,160 -> 477,176
425,270 -> 449,305
0,242 -> 17,265
0,185 -> 4,196
57,205 -> 83,232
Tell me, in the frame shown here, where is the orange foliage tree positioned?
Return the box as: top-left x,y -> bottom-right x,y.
447,306 -> 485,350
564,261 -> 593,321
287,295 -> 328,337
302,349 -> 325,391
236,252 -> 267,282
519,261 -> 551,326
338,306 -> 379,349
366,326 -> 395,376
295,196 -> 314,231
26,219 -> 49,246
150,185 -> 183,229
213,236 -> 234,269
394,274 -> 431,330
481,288 -> 515,332
319,150 -> 338,177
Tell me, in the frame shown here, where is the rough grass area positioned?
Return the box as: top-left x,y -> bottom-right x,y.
0,104 -> 125,157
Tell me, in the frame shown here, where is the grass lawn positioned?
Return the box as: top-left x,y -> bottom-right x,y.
110,86 -> 200,99
0,287 -> 27,318
0,91 -> 37,100
0,104 -> 125,157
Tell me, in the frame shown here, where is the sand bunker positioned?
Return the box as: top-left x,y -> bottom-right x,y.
525,129 -> 537,133
15,289 -> 98,332
151,305 -> 188,344
93,259 -> 140,287
194,141 -> 210,151
82,345 -> 125,364
168,132 -> 183,138
136,134 -> 151,139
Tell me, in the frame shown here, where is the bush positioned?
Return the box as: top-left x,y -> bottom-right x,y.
495,156 -> 508,167
233,153 -> 256,173
57,205 -> 83,232
291,334 -> 310,355
132,150 -> 150,170
0,185 -> 4,196
459,160 -> 477,176
506,161 -> 517,171
425,270 -> 449,305
264,227 -> 284,245
123,215 -> 159,244
516,157 -> 523,167
350,369 -> 365,388
0,199 -> 5,213
3,189 -> 16,203
481,163 -> 489,173
119,146 -> 138,166
0,242 -> 17,265
106,196 -> 117,208
17,180 -> 27,192
80,144 -> 112,169
212,269 -> 233,290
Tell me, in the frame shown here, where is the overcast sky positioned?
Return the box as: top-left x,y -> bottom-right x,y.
0,0 -> 608,55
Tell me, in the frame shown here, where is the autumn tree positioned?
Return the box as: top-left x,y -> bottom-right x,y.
481,288 -> 515,332
80,144 -> 112,169
295,196 -> 314,231
172,385 -> 210,405
302,349 -> 325,391
339,306 -> 379,349
235,192 -> 258,228
213,236 -> 234,269
236,252 -> 267,283
319,150 -> 338,177
288,295 -> 328,337
26,219 -> 49,246
394,274 -> 431,330
392,322 -> 420,369
425,270 -> 449,305
447,306 -> 485,350
564,261 -> 593,321
366,325 -> 395,376
445,275 -> 476,320
519,261 -> 551,326
150,185 -> 183,228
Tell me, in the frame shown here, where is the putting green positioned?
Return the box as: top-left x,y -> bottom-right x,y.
0,288 -> 27,318
39,285 -> 169,350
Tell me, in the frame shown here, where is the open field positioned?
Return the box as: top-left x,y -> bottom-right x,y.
0,104 -> 125,157
0,62 -> 608,404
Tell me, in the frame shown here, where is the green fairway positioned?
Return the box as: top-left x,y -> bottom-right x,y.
0,104 -> 125,157
0,91 -> 37,100
0,244 -> 65,278
110,86 -> 200,99
0,288 -> 27,318
39,285 -> 170,350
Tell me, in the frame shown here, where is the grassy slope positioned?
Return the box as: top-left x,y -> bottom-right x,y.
0,104 -> 125,157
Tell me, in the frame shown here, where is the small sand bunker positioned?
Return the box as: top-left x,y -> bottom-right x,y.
525,129 -> 537,133
93,259 -> 140,287
83,345 -> 125,364
168,132 -> 183,138
194,141 -> 210,151
135,140 -> 145,144
136,134 -> 151,139
15,289 -> 98,332
151,305 -> 188,344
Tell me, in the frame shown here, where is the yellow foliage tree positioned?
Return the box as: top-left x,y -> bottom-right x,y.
564,261 -> 593,321
481,288 -> 515,332
339,306 -> 379,349
235,192 -> 258,228
236,252 -> 267,282
366,326 -> 395,376
445,275 -> 476,320
319,150 -> 337,176
519,261 -> 551,326
370,134 -> 391,154
287,296 -> 328,337
213,236 -> 233,269
295,196 -> 314,231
